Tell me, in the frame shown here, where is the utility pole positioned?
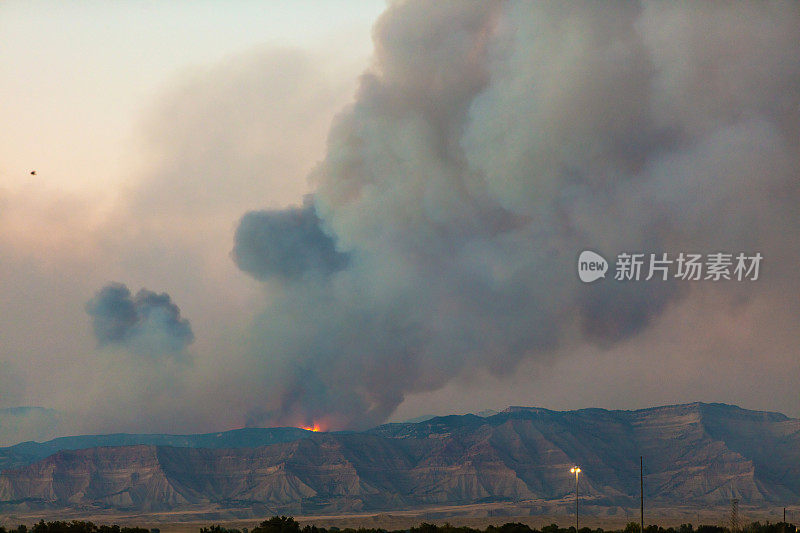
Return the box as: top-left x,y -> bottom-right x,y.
640,456 -> 644,533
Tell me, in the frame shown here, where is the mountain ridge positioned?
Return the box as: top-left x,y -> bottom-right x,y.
0,426 -> 313,472
0,403 -> 797,515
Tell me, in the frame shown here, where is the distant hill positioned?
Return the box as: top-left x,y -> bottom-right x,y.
0,426 -> 313,471
0,403 -> 798,515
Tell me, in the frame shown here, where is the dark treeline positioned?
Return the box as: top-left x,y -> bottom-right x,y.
1,517 -> 796,533
0,521 -> 150,533
202,516 -> 797,533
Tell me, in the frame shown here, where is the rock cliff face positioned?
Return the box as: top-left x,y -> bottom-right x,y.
0,403 -> 797,513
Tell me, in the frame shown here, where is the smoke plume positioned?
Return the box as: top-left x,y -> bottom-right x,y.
233,197 -> 350,281
86,283 -> 194,357
232,0 -> 799,430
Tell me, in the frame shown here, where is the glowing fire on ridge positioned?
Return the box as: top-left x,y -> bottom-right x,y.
300,423 -> 323,432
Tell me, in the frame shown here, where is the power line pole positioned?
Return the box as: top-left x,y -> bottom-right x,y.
639,455 -> 644,533
640,456 -> 644,533
730,499 -> 740,533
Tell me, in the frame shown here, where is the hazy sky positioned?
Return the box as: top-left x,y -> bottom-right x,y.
0,1 -> 798,444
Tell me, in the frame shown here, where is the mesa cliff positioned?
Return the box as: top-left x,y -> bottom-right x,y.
0,403 -> 798,514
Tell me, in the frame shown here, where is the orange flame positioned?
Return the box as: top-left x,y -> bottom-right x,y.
300,423 -> 323,432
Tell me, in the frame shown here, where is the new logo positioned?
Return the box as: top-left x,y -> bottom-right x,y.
578,250 -> 608,283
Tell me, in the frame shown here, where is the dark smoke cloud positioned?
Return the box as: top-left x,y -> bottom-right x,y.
232,197 -> 349,281
231,0 -> 799,430
86,283 -> 194,356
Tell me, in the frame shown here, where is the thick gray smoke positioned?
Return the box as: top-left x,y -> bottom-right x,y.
233,1 -> 799,429
86,283 -> 194,356
233,197 -> 349,281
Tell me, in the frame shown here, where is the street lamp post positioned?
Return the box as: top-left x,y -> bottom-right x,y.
570,466 -> 581,531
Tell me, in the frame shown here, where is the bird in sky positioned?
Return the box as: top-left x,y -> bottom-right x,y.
30,170 -> 36,175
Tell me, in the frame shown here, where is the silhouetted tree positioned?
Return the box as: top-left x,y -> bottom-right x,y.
201,526 -> 241,533
252,517 -> 301,533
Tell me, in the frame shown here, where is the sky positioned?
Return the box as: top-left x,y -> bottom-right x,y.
0,1 -> 798,445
